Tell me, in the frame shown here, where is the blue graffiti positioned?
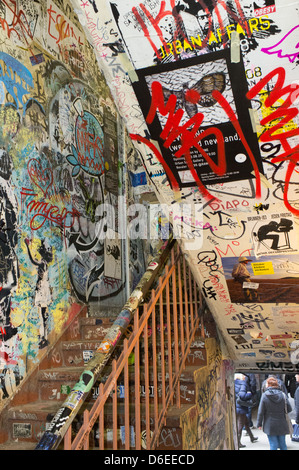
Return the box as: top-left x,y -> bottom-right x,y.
0,52 -> 34,110
66,110 -> 105,177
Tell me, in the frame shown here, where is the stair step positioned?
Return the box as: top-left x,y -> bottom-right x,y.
80,317 -> 116,340
156,404 -> 195,450
38,367 -> 84,401
0,440 -> 36,450
90,377 -> 196,406
60,340 -> 103,368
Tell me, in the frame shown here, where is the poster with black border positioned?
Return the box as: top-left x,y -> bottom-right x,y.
132,48 -> 264,190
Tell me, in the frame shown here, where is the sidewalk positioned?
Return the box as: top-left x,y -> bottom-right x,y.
239,425 -> 297,450
239,398 -> 299,451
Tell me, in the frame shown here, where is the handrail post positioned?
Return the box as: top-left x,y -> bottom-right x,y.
134,308 -> 141,450
171,250 -> 180,408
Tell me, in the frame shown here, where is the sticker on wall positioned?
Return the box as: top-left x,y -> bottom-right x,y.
13,423 -> 32,439
104,109 -> 119,196
253,0 -> 276,17
248,212 -> 298,257
272,306 -> 299,331
97,339 -> 112,354
132,49 -> 263,196
110,0 -> 281,68
61,385 -> 71,395
222,254 -> 299,304
120,425 -> 135,447
231,335 -> 248,345
83,350 -> 94,364
104,230 -> 122,280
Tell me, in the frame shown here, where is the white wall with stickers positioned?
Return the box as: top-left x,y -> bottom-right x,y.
71,0 -> 299,374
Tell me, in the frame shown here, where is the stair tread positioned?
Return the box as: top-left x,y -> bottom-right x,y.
61,339 -> 103,349
166,403 -> 195,417
8,400 -> 65,417
38,366 -> 84,375
80,317 -> 116,325
0,440 -> 36,450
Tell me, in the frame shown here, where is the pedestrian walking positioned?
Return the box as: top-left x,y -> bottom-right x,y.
257,376 -> 292,450
245,374 -> 258,427
285,374 -> 297,399
261,374 -> 288,394
235,374 -> 258,448
294,375 -> 299,424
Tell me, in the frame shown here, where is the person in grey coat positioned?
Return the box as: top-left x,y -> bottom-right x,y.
257,376 -> 292,450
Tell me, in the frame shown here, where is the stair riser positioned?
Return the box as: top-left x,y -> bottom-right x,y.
9,419 -> 48,444
91,422 -> 183,451
55,345 -> 206,369
37,375 -> 196,404
91,425 -> 183,450
80,323 -> 113,341
7,408 -> 58,444
90,382 -> 196,406
7,413 -> 184,448
60,341 -> 102,368
156,427 -> 183,450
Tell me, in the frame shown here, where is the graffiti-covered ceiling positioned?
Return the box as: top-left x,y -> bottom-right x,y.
70,0 -> 299,373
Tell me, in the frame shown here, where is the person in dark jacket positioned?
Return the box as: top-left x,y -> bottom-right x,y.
294,375 -> 299,424
261,375 -> 288,394
235,374 -> 258,448
245,374 -> 258,427
285,374 -> 297,398
257,376 -> 292,450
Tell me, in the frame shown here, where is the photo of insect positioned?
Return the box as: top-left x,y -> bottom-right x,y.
161,72 -> 226,118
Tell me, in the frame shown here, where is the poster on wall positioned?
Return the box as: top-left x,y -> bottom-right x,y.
133,49 -> 264,190
110,0 -> 281,69
104,110 -> 119,196
247,211 -> 299,257
104,230 -> 122,280
222,254 -> 299,304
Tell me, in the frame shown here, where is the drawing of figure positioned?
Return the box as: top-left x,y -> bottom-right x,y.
257,221 -> 280,249
257,219 -> 293,250
25,238 -> 53,349
0,149 -> 19,341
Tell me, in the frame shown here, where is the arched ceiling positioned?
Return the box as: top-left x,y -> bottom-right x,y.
71,0 -> 299,374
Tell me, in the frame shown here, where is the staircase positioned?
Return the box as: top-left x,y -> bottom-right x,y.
0,311 -> 213,450
0,308 -> 117,450
0,239 -> 221,451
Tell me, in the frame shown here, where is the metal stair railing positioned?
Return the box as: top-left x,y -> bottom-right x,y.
35,238 -> 204,450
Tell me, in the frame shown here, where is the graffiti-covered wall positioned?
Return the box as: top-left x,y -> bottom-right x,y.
0,0 -> 156,409
180,339 -> 236,450
71,0 -> 299,374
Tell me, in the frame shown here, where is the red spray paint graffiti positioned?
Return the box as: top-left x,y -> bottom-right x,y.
130,79 -> 262,202
246,67 -> 299,215
131,0 -> 249,58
